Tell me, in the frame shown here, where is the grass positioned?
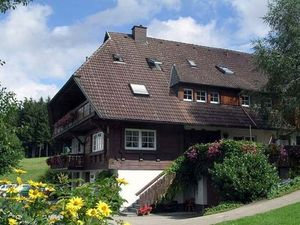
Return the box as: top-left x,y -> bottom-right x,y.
0,157 -> 49,181
216,202 -> 300,225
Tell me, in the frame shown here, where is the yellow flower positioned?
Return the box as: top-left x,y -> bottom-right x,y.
86,208 -> 100,218
66,197 -> 84,211
96,201 -> 112,217
7,187 -> 18,194
0,179 -> 11,184
45,186 -> 55,192
13,168 -> 26,174
16,177 -> 22,185
76,220 -> 84,225
29,189 -> 46,199
28,180 -> 46,188
123,222 -> 131,225
13,196 -> 26,202
116,178 -> 129,185
8,218 -> 18,225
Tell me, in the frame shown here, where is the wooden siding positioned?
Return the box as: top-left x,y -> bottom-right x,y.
107,122 -> 184,170
178,86 -> 240,106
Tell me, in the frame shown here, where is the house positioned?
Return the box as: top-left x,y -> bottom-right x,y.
48,25 -> 277,210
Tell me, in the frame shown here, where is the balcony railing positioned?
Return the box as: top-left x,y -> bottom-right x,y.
46,154 -> 85,169
53,102 -> 94,136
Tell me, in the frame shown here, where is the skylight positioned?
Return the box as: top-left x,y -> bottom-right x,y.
146,58 -> 162,70
113,54 -> 124,63
187,59 -> 197,67
129,84 -> 149,95
216,65 -> 234,75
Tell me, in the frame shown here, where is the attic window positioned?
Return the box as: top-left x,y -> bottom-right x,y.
113,54 -> 124,63
187,59 -> 197,67
216,66 -> 234,75
129,84 -> 149,96
146,58 -> 162,70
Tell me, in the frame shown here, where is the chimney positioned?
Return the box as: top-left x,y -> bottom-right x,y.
132,25 -> 147,42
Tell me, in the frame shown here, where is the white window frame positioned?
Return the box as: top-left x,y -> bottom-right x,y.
196,90 -> 207,103
183,88 -> 193,101
125,129 -> 156,151
241,95 -> 250,107
92,132 -> 104,152
210,92 -> 220,104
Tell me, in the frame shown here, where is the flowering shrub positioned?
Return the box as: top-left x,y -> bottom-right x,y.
207,142 -> 222,159
0,169 -> 130,225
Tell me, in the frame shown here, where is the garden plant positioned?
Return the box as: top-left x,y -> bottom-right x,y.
0,168 -> 130,225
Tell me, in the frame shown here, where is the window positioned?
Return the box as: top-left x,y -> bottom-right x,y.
234,136 -> 256,141
146,58 -> 162,70
129,84 -> 149,95
125,129 -> 156,150
183,89 -> 193,101
265,98 -> 272,108
187,59 -> 197,67
196,90 -> 207,103
113,54 -> 124,63
241,95 -> 250,107
210,92 -> 220,104
216,65 -> 234,75
92,132 -> 104,152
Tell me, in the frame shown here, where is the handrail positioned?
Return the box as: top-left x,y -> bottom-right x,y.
135,172 -> 165,196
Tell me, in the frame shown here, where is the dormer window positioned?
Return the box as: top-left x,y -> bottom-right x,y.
183,89 -> 193,101
216,65 -> 234,75
210,92 -> 220,104
146,58 -> 162,70
113,54 -> 124,63
187,59 -> 197,67
196,90 -> 207,103
129,84 -> 149,96
241,95 -> 250,107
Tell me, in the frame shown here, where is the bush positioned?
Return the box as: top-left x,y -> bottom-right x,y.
210,153 -> 279,202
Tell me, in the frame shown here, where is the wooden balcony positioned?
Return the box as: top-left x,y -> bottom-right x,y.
47,154 -> 85,169
53,101 -> 95,136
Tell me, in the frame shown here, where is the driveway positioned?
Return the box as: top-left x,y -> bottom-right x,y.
116,190 -> 300,225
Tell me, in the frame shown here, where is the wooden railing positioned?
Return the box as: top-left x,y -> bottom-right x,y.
137,172 -> 176,207
53,102 -> 94,136
46,154 -> 85,169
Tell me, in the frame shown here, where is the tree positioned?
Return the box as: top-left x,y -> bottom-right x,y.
18,97 -> 51,157
0,0 -> 32,13
0,84 -> 23,175
254,0 -> 300,131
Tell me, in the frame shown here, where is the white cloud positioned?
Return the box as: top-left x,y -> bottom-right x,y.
0,0 -> 181,100
228,0 -> 269,38
148,17 -> 227,48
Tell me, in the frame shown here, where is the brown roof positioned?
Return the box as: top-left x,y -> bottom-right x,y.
64,31 -> 268,128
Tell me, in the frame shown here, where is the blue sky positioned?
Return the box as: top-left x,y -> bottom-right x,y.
0,0 -> 269,99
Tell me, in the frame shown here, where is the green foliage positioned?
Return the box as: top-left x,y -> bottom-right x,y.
210,153 -> 279,202
0,0 -> 32,13
0,84 -> 19,127
254,0 -> 300,129
39,169 -> 68,184
0,119 -> 23,175
18,97 -> 51,156
267,176 -> 300,199
0,171 -> 127,225
204,202 -> 243,216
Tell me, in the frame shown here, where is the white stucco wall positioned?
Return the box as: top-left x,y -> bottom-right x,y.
117,170 -> 163,208
195,177 -> 207,205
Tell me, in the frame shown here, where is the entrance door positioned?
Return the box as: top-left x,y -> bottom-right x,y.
184,129 -> 221,149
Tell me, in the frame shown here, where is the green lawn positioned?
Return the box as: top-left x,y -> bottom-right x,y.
217,202 -> 300,225
0,157 -> 49,182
